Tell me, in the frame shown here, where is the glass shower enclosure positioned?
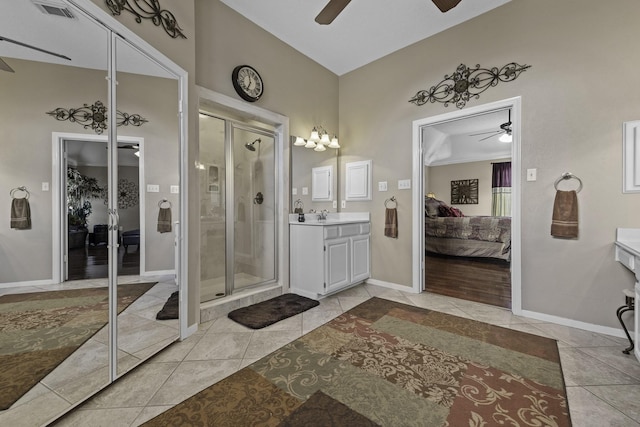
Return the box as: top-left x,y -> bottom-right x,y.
199,114 -> 276,302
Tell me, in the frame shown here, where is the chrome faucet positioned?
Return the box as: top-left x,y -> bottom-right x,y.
317,209 -> 329,220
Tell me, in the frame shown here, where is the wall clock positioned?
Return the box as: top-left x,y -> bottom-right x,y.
232,65 -> 263,102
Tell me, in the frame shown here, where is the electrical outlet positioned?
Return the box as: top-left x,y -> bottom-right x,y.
333,200 -> 337,208
341,200 -> 346,208
292,187 -> 298,195
378,181 -> 388,191
527,168 -> 537,181
147,184 -> 160,193
170,185 -> 179,194
42,182 -> 49,191
302,187 -> 308,195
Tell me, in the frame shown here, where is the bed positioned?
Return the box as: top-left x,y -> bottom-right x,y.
424,198 -> 511,261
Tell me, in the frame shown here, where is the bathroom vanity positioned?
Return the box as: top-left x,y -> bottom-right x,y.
290,213 -> 370,299
615,228 -> 640,362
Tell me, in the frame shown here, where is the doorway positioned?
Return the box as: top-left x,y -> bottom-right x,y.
54,133 -> 145,283
412,98 -> 522,314
199,114 -> 278,302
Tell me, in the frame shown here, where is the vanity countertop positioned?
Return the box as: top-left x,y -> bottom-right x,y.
289,212 -> 370,226
615,228 -> 640,257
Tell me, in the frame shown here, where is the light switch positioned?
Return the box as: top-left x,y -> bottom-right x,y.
42,182 -> 49,191
147,184 -> 160,192
302,187 -> 308,195
527,168 -> 537,181
170,185 -> 179,194
332,200 -> 337,208
398,179 -> 411,189
378,181 -> 388,191
341,200 -> 346,208
292,187 -> 298,195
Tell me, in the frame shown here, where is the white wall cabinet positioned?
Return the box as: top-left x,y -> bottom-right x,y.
290,221 -> 370,299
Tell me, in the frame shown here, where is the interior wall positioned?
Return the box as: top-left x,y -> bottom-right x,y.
339,0 -> 640,328
426,159 -> 509,216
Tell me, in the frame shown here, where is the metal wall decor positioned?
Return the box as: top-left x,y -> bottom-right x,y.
409,62 -> 531,109
105,0 -> 187,39
102,178 -> 139,209
46,101 -> 148,134
451,179 -> 479,204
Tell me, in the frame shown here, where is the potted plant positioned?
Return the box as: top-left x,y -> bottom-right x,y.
67,167 -> 104,249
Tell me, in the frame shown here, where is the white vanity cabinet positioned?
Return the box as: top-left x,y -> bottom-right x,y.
290,217 -> 370,299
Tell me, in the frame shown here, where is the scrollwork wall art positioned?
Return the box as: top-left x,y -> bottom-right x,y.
103,178 -> 139,209
46,101 -> 148,134
105,0 -> 187,39
409,62 -> 531,109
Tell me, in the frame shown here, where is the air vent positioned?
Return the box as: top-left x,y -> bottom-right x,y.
31,0 -> 76,19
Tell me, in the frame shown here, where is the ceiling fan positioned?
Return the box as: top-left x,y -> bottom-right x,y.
315,0 -> 462,25
469,110 -> 512,142
0,35 -> 71,73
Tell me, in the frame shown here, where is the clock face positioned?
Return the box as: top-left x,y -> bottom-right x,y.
232,65 -> 263,102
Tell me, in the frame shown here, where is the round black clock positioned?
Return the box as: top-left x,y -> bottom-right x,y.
232,65 -> 263,102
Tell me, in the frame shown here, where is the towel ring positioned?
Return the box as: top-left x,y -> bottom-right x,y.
158,199 -> 172,208
554,172 -> 582,193
385,196 -> 397,208
10,186 -> 30,199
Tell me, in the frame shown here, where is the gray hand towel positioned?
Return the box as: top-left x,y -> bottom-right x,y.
551,190 -> 578,238
384,208 -> 398,238
11,198 -> 31,230
157,207 -> 172,233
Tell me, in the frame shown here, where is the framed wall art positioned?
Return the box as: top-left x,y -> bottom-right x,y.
451,179 -> 478,204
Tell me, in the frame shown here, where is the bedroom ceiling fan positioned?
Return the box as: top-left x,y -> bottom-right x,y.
469,110 -> 512,142
0,35 -> 71,73
315,0 -> 462,25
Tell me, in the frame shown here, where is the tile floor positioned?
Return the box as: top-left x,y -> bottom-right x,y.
24,284 -> 640,425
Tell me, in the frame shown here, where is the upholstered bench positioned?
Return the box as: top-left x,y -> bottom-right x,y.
122,229 -> 140,252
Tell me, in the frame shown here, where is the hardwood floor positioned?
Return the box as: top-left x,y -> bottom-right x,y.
425,252 -> 511,309
67,244 -> 140,280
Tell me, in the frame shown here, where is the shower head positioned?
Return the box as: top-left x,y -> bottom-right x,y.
245,138 -> 261,151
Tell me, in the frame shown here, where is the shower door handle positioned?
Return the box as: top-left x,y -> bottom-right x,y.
254,192 -> 264,205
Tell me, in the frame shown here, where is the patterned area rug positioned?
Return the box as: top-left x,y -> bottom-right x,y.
145,297 -> 571,426
0,282 -> 155,410
228,293 -> 320,329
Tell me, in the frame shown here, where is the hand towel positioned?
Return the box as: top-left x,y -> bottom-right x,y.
384,207 -> 398,238
10,198 -> 31,230
157,207 -> 172,233
551,190 -> 578,238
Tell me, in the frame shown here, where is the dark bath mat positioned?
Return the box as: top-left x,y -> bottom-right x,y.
156,291 -> 179,320
228,293 -> 319,329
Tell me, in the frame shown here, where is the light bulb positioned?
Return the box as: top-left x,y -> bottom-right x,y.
499,133 -> 512,143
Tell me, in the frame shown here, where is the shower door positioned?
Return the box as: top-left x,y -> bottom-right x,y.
199,115 -> 276,302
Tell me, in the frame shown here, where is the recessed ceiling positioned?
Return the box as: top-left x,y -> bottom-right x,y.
220,0 -> 511,75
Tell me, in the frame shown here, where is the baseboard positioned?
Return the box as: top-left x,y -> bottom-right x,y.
0,279 -> 55,289
181,323 -> 198,340
290,288 -> 318,300
142,269 -> 175,277
520,309 -> 630,339
365,278 -> 418,294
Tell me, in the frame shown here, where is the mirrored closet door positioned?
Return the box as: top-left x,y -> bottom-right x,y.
0,1 -> 185,423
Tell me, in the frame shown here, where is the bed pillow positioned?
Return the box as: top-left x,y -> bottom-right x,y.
438,204 -> 464,217
425,198 -> 444,218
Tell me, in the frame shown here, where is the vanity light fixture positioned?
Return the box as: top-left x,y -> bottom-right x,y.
295,126 -> 340,151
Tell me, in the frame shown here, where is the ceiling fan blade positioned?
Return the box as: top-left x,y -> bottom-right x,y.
0,57 -> 15,73
469,130 -> 500,137
315,0 -> 352,25
0,35 -> 71,61
478,132 -> 504,142
432,0 -> 462,13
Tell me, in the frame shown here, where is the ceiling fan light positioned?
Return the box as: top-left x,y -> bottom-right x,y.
293,136 -> 306,146
499,133 -> 512,143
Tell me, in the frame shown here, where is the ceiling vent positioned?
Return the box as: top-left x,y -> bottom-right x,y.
31,0 -> 76,19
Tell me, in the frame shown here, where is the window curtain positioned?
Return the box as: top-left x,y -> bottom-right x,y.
492,161 -> 511,216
